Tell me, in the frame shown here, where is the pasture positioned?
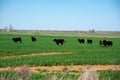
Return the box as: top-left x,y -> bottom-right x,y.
0,31 -> 120,66
0,30 -> 120,80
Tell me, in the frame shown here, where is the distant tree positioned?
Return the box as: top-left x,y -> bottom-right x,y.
9,24 -> 14,31
89,29 -> 95,33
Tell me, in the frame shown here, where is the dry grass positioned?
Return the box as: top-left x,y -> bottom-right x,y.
0,65 -> 32,80
78,69 -> 99,80
1,52 -> 71,59
16,65 -> 31,80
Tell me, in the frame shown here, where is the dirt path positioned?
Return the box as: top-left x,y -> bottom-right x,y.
0,52 -> 71,59
0,65 -> 120,73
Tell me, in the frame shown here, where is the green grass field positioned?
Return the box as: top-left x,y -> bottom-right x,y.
0,31 -> 120,67
0,31 -> 120,80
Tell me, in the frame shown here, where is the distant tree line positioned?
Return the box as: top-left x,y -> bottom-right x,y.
0,25 -> 14,32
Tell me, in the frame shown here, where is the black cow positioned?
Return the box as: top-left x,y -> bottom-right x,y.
31,36 -> 36,42
78,39 -> 85,43
106,41 -> 113,47
12,37 -> 22,43
87,39 -> 92,44
53,39 -> 65,45
99,40 -> 113,47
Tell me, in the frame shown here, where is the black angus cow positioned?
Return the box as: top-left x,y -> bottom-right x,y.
78,39 -> 85,43
31,36 -> 36,42
53,39 -> 65,45
106,41 -> 113,47
12,37 -> 22,43
99,40 -> 113,47
87,39 -> 92,44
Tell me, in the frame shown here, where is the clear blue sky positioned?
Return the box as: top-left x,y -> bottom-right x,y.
0,0 -> 120,31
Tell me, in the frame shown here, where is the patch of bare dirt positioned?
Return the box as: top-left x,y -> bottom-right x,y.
0,65 -> 120,74
1,52 -> 71,59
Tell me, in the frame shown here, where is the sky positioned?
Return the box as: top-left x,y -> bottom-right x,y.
0,0 -> 120,31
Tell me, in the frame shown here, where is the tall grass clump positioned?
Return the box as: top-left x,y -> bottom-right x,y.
78,69 -> 99,80
0,65 -> 31,80
99,70 -> 120,80
16,65 -> 31,80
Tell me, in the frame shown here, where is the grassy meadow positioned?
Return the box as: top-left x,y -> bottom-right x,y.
0,31 -> 120,67
0,30 -> 120,80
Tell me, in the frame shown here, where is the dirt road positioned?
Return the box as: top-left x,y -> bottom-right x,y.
0,65 -> 120,73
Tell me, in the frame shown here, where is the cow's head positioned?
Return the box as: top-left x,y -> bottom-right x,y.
53,39 -> 56,41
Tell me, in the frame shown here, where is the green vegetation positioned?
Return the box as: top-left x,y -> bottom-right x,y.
0,33 -> 120,56
0,51 -> 120,67
0,32 -> 120,67
0,31 -> 120,80
0,70 -> 79,80
99,70 -> 120,80
0,70 -> 120,80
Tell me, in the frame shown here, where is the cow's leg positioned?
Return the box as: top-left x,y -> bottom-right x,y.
104,44 -> 107,47
20,40 -> 22,43
57,43 -> 59,45
111,43 -> 113,47
110,44 -> 112,47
